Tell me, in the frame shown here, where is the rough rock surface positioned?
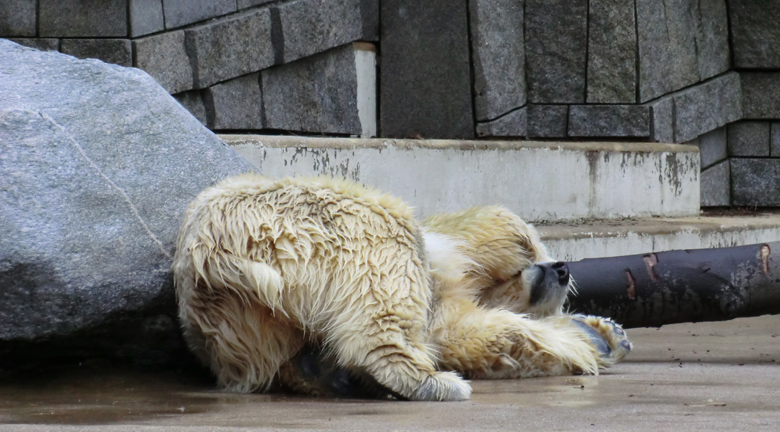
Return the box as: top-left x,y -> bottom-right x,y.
0,40 -> 254,367
730,0 -> 780,68
475,107 -> 527,138
469,0 -> 525,121
38,0 -> 127,37
741,72 -> 780,119
672,72 -> 742,143
700,160 -> 730,207
636,0 -> 699,102
60,38 -> 133,67
526,104 -> 568,138
696,126 -> 727,169
525,0 -> 587,103
261,44 -> 364,135
568,105 -> 651,138
586,0 -> 636,103
773,123 -> 780,157
380,0 -> 474,139
728,121 -> 770,157
731,159 -> 780,207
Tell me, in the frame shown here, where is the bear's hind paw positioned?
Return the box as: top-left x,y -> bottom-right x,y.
409,371 -> 472,401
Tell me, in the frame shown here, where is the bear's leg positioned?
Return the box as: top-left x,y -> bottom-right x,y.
275,343 -> 394,399
324,284 -> 471,401
199,298 -> 305,393
325,313 -> 472,401
437,304 -> 630,379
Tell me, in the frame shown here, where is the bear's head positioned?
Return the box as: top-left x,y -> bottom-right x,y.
423,206 -> 572,318
474,222 -> 571,318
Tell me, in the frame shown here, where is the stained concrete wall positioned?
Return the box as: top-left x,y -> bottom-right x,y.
223,135 -> 700,222
539,214 -> 780,261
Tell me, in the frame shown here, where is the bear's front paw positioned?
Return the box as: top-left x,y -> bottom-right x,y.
570,314 -> 632,365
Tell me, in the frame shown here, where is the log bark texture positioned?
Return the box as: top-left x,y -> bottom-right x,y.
566,242 -> 780,328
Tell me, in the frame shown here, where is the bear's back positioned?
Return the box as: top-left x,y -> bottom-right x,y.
176,174 -> 431,326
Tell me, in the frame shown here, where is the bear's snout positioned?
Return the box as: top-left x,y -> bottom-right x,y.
527,261 -> 570,307
551,261 -> 570,285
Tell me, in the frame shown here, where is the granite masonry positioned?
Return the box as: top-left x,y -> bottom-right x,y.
2,0 -> 780,206
3,0 -> 378,138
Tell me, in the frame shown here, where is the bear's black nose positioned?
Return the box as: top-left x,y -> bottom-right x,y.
552,261 -> 569,285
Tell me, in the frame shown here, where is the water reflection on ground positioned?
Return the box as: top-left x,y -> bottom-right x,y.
2,315 -> 780,431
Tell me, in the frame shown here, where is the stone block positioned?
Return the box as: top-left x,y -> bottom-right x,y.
694,0 -> 729,80
526,105 -> 568,138
262,44 -> 374,136
636,0 -> 699,102
133,31 -> 193,94
731,159 -> 780,207
700,160 -> 730,207
380,0 -> 473,139
39,0 -> 128,37
772,123 -> 780,157
278,0 -> 364,64
741,72 -> 780,119
728,121 -> 770,157
696,126 -> 727,169
730,0 -> 780,68
173,90 -> 208,126
0,0 -> 35,37
8,38 -> 60,51
648,96 -> 674,143
238,0 -> 275,8
469,0 -> 525,121
184,8 -> 274,89
204,73 -> 263,130
0,39 -> 254,358
475,107 -> 527,138
672,72 -> 742,143
587,0 -> 637,103
526,0 -> 587,103
162,0 -> 236,29
360,0 -> 379,41
568,105 -> 651,138
130,0 -> 165,37
60,39 -> 132,67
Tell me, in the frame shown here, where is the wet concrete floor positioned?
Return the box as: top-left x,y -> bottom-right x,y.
2,314 -> 780,431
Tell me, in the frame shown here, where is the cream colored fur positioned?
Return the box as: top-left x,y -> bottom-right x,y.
172,174 -> 628,401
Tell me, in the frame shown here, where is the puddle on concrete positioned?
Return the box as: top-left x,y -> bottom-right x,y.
3,316 -> 780,429
0,365 -> 395,426
0,365 -> 218,424
0,366 -> 613,425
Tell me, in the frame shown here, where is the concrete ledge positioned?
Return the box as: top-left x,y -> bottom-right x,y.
223,134 -> 700,223
539,212 -> 780,261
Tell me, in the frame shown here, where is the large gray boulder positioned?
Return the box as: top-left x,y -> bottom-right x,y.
0,39 -> 254,367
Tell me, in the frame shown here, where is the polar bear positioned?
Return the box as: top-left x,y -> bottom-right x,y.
172,174 -> 630,401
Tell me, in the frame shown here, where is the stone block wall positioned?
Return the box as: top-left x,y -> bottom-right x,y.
1,0 -> 378,137
3,0 -> 780,207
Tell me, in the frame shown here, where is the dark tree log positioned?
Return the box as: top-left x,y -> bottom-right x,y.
566,242 -> 780,328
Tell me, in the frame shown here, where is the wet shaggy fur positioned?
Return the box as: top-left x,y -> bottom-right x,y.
172,174 -> 630,401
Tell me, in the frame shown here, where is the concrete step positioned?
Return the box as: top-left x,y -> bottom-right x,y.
538,211 -> 780,261
222,135 -> 700,222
